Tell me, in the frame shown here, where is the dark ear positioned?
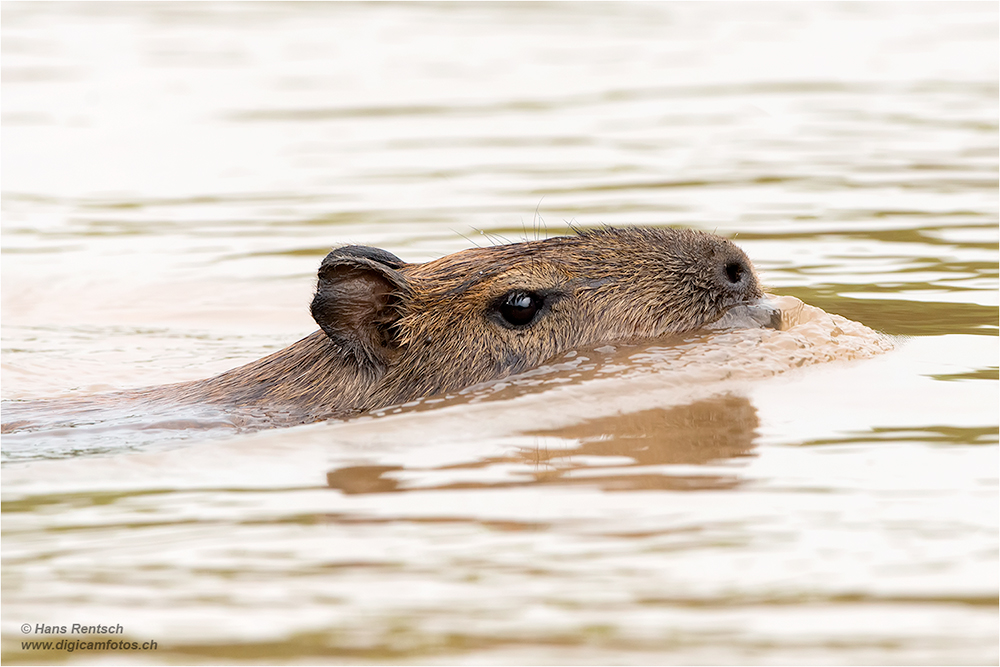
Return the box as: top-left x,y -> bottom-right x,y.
310,247 -> 410,366
326,245 -> 405,269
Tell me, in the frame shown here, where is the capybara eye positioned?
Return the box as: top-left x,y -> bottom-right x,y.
724,261 -> 745,284
499,291 -> 542,327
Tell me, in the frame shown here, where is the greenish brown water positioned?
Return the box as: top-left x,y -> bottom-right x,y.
2,3 -> 997,665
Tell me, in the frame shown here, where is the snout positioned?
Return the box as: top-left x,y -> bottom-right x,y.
710,243 -> 763,306
707,296 -> 783,331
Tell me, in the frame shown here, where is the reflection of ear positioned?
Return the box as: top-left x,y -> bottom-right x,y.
310,246 -> 410,367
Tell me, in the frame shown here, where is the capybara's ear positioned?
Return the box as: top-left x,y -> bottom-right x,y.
310,247 -> 410,366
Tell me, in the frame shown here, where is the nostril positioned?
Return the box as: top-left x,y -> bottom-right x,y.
724,261 -> 744,284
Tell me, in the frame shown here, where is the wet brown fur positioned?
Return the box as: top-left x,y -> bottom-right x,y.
162,227 -> 763,423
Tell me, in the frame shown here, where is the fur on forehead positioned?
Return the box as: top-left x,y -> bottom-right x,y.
398,226 -> 724,295
405,253 -> 575,304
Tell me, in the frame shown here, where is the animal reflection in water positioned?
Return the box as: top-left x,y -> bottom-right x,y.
326,395 -> 757,495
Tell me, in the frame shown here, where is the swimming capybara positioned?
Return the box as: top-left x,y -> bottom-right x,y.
3,227 -> 775,431
170,227 -> 771,419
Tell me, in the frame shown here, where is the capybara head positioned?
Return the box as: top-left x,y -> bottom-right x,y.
310,227 -> 763,406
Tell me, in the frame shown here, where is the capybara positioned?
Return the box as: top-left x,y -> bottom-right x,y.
3,227 -> 775,431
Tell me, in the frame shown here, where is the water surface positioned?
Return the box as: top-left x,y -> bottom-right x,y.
2,3 -> 997,664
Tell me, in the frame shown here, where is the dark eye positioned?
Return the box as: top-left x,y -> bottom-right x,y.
498,291 -> 543,327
